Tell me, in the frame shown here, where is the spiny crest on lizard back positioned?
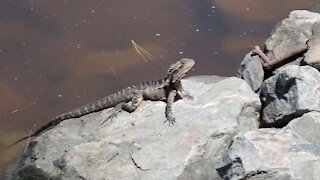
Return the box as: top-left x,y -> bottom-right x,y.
8,58 -> 195,148
167,58 -> 195,83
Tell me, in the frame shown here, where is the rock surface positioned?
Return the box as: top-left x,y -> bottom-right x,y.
237,52 -> 264,93
260,65 -> 320,127
304,21 -> 320,69
216,129 -> 320,180
5,76 -> 261,180
284,111 -> 320,146
264,10 -> 320,72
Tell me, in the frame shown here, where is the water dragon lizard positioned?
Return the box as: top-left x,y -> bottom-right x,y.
9,58 -> 195,147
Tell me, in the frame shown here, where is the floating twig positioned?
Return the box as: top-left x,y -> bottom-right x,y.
131,40 -> 153,62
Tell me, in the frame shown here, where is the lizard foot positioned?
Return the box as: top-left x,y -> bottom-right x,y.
163,117 -> 176,126
101,113 -> 116,125
101,105 -> 122,125
179,91 -> 194,101
183,94 -> 194,101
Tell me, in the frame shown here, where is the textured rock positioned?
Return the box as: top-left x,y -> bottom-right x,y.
6,76 -> 261,180
264,10 -> 320,71
284,111 -> 320,146
304,21 -> 320,69
216,129 -> 320,180
237,52 -> 264,93
260,65 -> 320,127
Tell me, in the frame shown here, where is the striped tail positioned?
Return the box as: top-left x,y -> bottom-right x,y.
7,91 -> 128,148
7,135 -> 34,148
7,116 -> 68,148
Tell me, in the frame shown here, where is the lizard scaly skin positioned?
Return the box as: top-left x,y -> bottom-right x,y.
9,58 -> 195,147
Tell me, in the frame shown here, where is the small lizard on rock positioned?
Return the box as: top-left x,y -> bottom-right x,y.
9,58 -> 195,147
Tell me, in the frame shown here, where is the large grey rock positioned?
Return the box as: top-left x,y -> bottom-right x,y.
237,52 -> 264,93
265,10 -> 320,71
284,111 -> 320,146
6,76 -> 261,180
304,21 -> 320,69
260,65 -> 320,127
216,129 -> 320,180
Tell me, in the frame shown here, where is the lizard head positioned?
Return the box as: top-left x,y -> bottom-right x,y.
167,58 -> 195,82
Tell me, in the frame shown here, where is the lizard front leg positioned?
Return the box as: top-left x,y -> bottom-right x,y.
174,81 -> 193,100
101,92 -> 143,125
164,90 -> 177,126
178,90 -> 193,101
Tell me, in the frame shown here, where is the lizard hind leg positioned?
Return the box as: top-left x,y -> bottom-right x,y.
100,92 -> 144,125
100,103 -> 124,125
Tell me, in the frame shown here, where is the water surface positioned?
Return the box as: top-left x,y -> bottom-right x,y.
0,0 -> 318,176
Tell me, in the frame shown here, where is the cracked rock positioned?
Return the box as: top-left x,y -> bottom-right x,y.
260,65 -> 320,127
216,129 -> 320,180
264,10 -> 320,72
6,76 -> 261,180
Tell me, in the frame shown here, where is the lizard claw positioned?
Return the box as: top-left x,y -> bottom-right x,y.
163,117 -> 176,126
101,104 -> 122,125
101,108 -> 119,125
179,91 -> 193,101
100,115 -> 113,125
184,94 -> 194,101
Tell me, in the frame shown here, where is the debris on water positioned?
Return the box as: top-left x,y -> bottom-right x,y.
11,109 -> 19,114
131,40 -> 153,62
110,66 -> 117,74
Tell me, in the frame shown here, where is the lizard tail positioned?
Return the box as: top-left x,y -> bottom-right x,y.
7,134 -> 36,148
7,117 -> 63,148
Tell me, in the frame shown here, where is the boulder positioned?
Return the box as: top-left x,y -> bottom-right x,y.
304,21 -> 320,69
6,76 -> 261,180
260,65 -> 320,127
216,129 -> 320,180
284,111 -> 320,146
237,52 -> 264,93
265,10 -> 320,72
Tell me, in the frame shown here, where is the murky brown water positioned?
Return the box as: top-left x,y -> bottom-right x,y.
0,0 -> 318,177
